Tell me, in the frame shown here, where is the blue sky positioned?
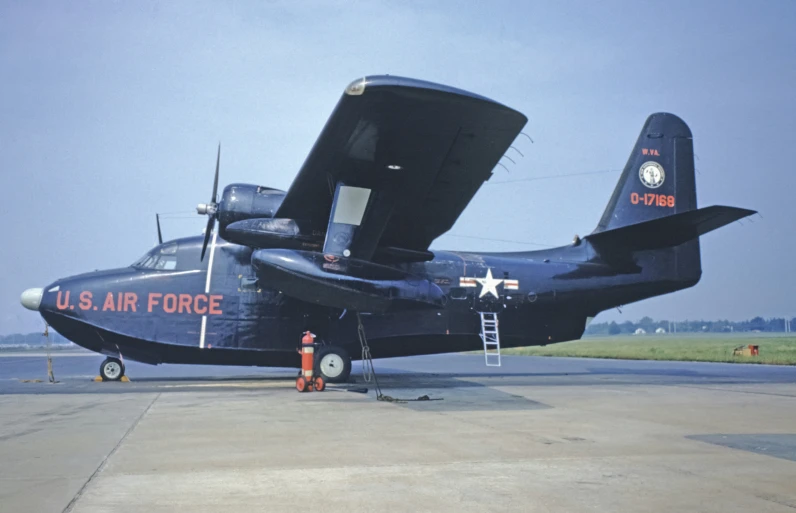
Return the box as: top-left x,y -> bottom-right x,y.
2,1 -> 794,334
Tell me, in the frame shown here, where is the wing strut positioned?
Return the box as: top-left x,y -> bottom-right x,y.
354,312 -> 442,403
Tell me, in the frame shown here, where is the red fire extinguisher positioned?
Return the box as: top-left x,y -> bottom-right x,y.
296,331 -> 325,392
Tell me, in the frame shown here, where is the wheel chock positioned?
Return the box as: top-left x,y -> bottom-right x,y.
93,375 -> 132,382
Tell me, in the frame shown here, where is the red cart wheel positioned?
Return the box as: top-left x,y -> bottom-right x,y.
314,376 -> 326,392
296,376 -> 308,392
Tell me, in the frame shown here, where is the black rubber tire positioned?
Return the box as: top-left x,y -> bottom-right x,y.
99,357 -> 125,381
315,346 -> 352,384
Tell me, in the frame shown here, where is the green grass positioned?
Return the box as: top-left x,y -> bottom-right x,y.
500,334 -> 796,365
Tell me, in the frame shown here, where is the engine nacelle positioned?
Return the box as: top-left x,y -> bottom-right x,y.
224,218 -> 322,251
217,184 -> 286,236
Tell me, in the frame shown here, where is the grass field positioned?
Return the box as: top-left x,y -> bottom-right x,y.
501,334 -> 796,365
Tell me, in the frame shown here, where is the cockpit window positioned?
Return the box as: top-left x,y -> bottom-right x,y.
132,243 -> 179,270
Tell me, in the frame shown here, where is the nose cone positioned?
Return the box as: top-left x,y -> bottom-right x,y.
20,288 -> 44,311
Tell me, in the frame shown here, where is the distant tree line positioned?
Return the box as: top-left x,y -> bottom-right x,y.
586,316 -> 796,336
0,331 -> 72,347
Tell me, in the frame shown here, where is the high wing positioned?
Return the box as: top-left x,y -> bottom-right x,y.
275,76 -> 527,261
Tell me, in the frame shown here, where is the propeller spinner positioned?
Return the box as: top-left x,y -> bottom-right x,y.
197,144 -> 221,261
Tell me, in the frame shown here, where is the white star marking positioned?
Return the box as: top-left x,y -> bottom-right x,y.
475,268 -> 503,298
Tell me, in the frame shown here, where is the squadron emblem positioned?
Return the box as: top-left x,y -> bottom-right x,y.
639,161 -> 665,189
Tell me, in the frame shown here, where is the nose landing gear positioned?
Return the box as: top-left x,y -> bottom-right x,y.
99,357 -> 125,382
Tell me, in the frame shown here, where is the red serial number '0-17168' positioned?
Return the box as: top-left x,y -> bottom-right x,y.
55,291 -> 223,315
631,192 -> 675,208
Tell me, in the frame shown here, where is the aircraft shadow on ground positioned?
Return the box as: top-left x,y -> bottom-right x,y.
127,374 -> 296,384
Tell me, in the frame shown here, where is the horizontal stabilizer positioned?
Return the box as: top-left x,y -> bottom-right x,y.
586,205 -> 756,253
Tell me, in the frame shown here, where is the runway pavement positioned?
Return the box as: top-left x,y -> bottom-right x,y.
2,351 -> 796,512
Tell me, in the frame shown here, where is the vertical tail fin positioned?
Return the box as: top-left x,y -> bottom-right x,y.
594,113 -> 701,282
596,112 -> 696,232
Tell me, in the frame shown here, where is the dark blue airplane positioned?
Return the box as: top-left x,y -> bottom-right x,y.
20,76 -> 754,383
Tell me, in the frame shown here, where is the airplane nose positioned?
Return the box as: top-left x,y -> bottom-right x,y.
20,288 -> 44,311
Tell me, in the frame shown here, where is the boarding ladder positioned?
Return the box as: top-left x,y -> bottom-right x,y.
479,312 -> 501,367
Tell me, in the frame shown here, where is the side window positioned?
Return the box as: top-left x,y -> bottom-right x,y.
449,287 -> 468,300
154,256 -> 177,270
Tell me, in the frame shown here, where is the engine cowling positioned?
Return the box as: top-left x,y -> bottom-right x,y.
216,184 -> 286,237
223,218 -> 323,251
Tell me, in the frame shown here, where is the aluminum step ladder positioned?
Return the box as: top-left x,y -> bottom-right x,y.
479,312 -> 501,367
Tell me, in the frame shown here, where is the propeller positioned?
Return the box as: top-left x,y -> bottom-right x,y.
156,214 -> 163,244
197,144 -> 221,261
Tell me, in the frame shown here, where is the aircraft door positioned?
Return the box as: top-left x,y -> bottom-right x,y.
226,248 -> 301,351
473,283 -> 504,313
218,247 -> 275,350
467,261 -> 506,314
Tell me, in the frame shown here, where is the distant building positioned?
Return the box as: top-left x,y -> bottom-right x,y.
655,327 -> 666,334
634,328 -> 646,335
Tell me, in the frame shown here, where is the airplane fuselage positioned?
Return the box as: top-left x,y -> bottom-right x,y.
20,82 -> 752,384
35,234 -> 697,369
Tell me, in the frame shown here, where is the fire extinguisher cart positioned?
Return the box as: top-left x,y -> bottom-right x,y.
296,331 -> 326,392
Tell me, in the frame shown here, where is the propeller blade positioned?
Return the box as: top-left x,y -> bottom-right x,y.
212,143 -> 220,203
200,143 -> 221,261
156,214 -> 163,245
200,216 -> 215,261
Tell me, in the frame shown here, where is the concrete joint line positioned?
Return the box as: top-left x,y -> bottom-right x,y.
674,384 -> 796,399
62,393 -> 161,513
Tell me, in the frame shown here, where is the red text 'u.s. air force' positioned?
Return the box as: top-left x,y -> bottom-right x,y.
56,291 -> 223,315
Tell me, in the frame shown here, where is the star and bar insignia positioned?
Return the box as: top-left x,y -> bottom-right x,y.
459,268 -> 519,298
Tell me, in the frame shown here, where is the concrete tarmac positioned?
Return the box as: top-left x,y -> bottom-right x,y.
2,351 -> 796,512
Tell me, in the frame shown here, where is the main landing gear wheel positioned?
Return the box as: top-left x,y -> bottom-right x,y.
316,346 -> 352,384
100,357 -> 124,381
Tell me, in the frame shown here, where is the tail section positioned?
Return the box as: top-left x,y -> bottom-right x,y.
596,112 -> 696,232
590,113 -> 755,285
